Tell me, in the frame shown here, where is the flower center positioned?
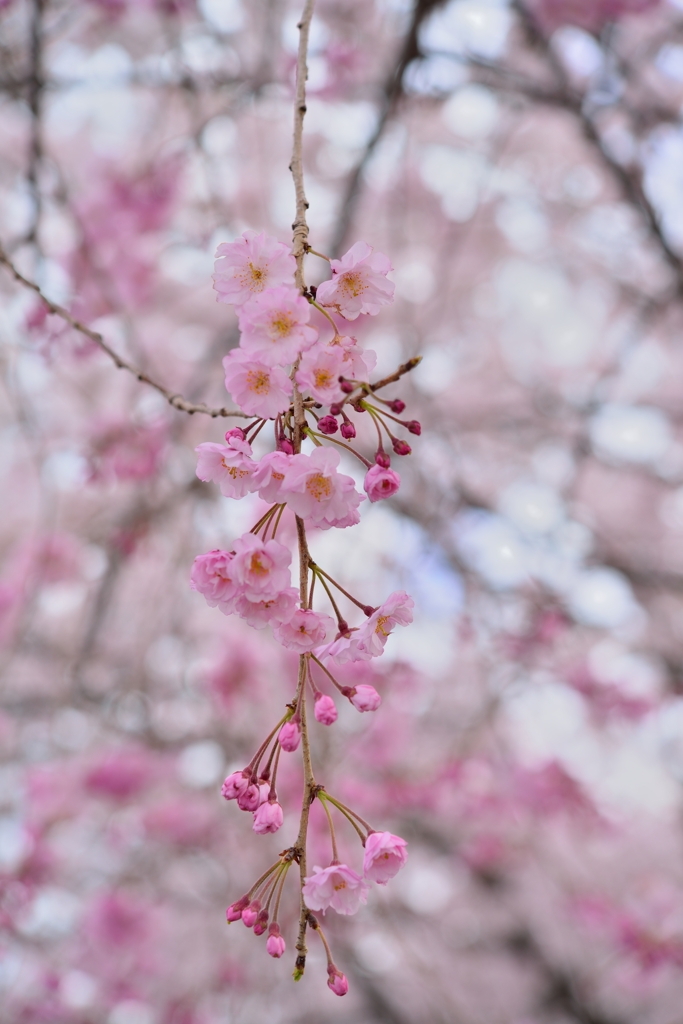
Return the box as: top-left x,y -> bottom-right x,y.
269,313 -> 294,339
221,458 -> 249,479
313,369 -> 333,388
333,880 -> 347,891
375,615 -> 391,637
249,554 -> 269,576
246,369 -> 270,394
248,262 -> 265,284
306,473 -> 332,502
339,272 -> 366,298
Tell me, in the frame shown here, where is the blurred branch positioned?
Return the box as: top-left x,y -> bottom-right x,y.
0,246 -> 249,418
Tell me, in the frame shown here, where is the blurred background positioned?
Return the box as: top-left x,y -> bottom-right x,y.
2,0 -> 683,1021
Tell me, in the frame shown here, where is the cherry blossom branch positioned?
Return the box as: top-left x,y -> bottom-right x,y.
0,246 -> 249,419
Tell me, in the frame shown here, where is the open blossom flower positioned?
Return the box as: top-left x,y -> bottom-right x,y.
235,587 -> 298,629
223,350 -> 292,418
295,344 -> 345,404
356,591 -> 414,657
231,533 -> 292,601
314,693 -> 338,725
273,609 -> 335,652
238,286 -> 318,366
253,799 -> 283,835
363,831 -> 408,884
195,440 -> 255,499
333,335 -> 377,380
364,464 -> 401,502
316,241 -> 394,320
302,863 -> 368,916
280,447 -> 363,526
191,550 -> 239,612
213,230 -> 295,306
252,450 -> 291,503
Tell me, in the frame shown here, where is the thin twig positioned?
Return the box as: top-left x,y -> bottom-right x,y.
0,247 -> 249,419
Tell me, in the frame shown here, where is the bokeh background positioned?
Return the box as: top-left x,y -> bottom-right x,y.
2,0 -> 683,1021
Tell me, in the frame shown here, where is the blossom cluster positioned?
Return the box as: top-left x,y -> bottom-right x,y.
189,229 -> 420,994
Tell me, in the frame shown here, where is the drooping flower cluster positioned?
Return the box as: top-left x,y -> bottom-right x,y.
192,229 -> 420,994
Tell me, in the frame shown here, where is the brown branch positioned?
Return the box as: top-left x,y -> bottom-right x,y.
369,356 -> 422,393
0,246 -> 248,419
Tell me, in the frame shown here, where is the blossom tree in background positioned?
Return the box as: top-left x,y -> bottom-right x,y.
2,0 -> 683,1023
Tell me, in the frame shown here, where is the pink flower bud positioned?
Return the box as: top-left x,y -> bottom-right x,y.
327,967 -> 349,996
242,899 -> 261,928
364,464 -> 400,503
375,450 -> 391,468
349,684 -> 381,712
253,799 -> 284,834
392,438 -> 411,456
226,895 -> 249,923
221,770 -> 250,801
329,403 -> 343,416
225,427 -> 246,442
266,923 -> 286,958
279,720 -> 301,752
389,399 -> 405,413
314,693 -> 338,725
407,419 -> 421,435
318,415 -> 339,435
278,436 -> 294,455
253,909 -> 269,935
237,782 -> 261,812
340,380 -> 355,394
340,421 -> 356,440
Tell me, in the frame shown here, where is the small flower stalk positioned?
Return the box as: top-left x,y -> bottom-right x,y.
192,0 -> 417,996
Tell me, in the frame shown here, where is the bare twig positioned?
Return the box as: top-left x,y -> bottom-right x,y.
0,246 -> 248,419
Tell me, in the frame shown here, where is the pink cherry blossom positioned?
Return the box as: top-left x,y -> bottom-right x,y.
314,693 -> 338,725
348,683 -> 381,712
273,609 -> 335,652
364,464 -> 401,502
235,587 -> 299,629
195,440 -> 255,499
266,923 -> 286,958
280,447 -> 363,526
316,241 -> 394,320
363,831 -> 408,884
238,286 -> 318,366
278,720 -> 301,752
241,900 -> 260,928
253,799 -> 284,834
327,967 -> 349,996
213,230 -> 295,306
332,335 -> 377,380
237,783 -> 261,812
302,863 -> 368,915
190,549 -> 239,612
223,350 -> 293,418
356,591 -> 414,657
314,506 -> 363,531
231,533 -> 292,601
252,450 -> 292,503
295,344 -> 345,404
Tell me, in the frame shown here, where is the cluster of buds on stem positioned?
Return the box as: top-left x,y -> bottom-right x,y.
190,228 -> 418,993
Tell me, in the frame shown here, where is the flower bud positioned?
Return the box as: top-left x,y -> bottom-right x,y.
407,419 -> 421,435
329,403 -> 343,416
253,799 -> 284,834
340,421 -> 356,440
375,450 -> 391,468
267,923 -> 286,958
392,438 -> 411,456
237,782 -> 261,812
340,380 -> 355,394
314,693 -> 338,725
225,426 -> 246,442
242,899 -> 261,928
279,720 -> 301,752
327,967 -> 349,996
348,684 -> 381,712
253,909 -> 269,936
389,399 -> 405,413
318,415 -> 339,435
278,436 -> 294,455
221,770 -> 249,801
226,895 -> 249,923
